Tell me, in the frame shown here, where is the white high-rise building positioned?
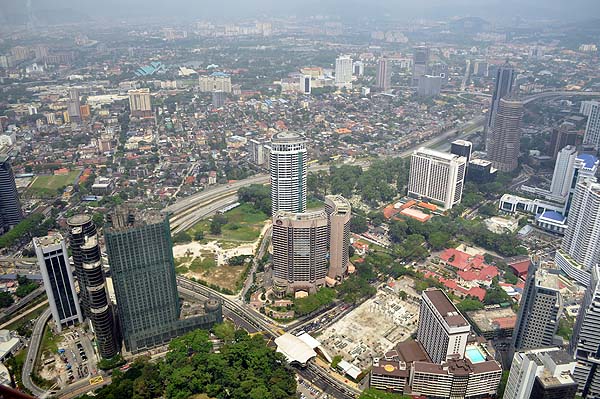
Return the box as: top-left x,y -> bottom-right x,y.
198,72 -> 232,93
128,88 -> 152,117
580,100 -> 598,117
416,289 -> 471,364
504,347 -> 577,399
335,55 -> 353,89
550,145 -> 578,199
376,58 -> 391,91
571,265 -> 600,397
34,234 -> 83,331
353,60 -> 364,76
407,148 -> 467,210
270,131 -> 307,214
584,101 -> 600,149
556,178 -> 600,286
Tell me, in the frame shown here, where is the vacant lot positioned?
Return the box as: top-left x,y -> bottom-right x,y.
27,171 -> 81,198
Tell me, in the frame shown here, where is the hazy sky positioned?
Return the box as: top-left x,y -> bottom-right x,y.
2,0 -> 600,22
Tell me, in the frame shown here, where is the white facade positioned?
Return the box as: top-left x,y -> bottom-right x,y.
417,289 -> 470,364
504,348 -> 577,399
407,148 -> 467,210
558,178 -> 600,285
198,73 -> 232,93
335,55 -> 353,89
580,100 -> 598,117
550,145 -> 578,199
34,234 -> 83,331
270,131 -> 307,214
128,88 -> 152,115
584,101 -> 600,149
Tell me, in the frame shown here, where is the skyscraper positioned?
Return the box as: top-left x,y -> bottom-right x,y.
67,87 -> 81,121
376,58 -> 391,91
583,101 -> 600,149
555,178 -> 600,286
550,145 -> 578,199
0,155 -> 23,234
302,75 -> 311,94
105,208 -> 222,352
450,140 -> 473,163
407,148 -> 467,210
128,88 -> 152,118
486,98 -> 524,172
68,215 -> 120,359
335,55 -> 353,89
324,195 -> 351,283
504,347 -> 578,399
512,262 -> 562,352
198,72 -> 232,93
486,63 -> 515,134
353,61 -> 364,76
269,131 -> 307,214
417,75 -> 442,97
571,265 -> 600,397
272,210 -> 328,295
416,289 -> 471,364
412,46 -> 429,87
34,234 -> 83,332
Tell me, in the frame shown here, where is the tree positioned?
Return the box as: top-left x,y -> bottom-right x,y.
210,214 -> 227,235
350,215 -> 368,234
172,232 -> 191,244
0,292 -> 14,308
194,231 -> 205,241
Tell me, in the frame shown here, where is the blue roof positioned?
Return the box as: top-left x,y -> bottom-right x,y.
210,72 -> 229,77
577,153 -> 598,169
540,210 -> 566,222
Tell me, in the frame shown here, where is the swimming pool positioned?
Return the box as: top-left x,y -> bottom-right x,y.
465,347 -> 486,363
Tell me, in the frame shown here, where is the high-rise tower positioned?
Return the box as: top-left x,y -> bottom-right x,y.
487,98 -> 523,172
0,154 -> 23,234
486,63 -> 515,134
68,215 -> 120,359
269,131 -> 307,214
325,195 -> 351,283
34,234 -> 83,331
412,46 -> 429,87
376,58 -> 391,92
335,55 -> 353,89
583,101 -> 600,150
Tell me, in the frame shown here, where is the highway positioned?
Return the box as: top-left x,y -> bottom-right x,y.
22,307 -> 52,398
0,286 -> 45,322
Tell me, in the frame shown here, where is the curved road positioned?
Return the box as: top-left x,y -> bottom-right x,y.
22,307 -> 52,398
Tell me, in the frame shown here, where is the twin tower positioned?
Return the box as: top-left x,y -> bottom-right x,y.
269,132 -> 352,296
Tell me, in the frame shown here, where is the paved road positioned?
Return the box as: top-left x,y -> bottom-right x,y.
240,226 -> 272,301
0,286 -> 45,321
22,307 -> 52,398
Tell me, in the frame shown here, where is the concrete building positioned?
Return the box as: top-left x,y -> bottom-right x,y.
105,208 -> 222,352
375,58 -> 392,92
302,75 -> 311,94
34,234 -> 83,331
353,61 -> 364,76
564,154 -> 599,216
571,265 -> 600,397
211,91 -> 227,108
0,155 -> 23,235
335,55 -> 353,89
248,138 -> 268,166
504,347 -> 577,399
473,60 -> 489,77
198,72 -> 232,93
512,262 -> 562,352
556,178 -> 600,286
324,195 -> 351,283
580,100 -> 598,117
549,124 -> 579,160
412,46 -> 429,86
67,215 -> 120,359
487,98 -> 524,172
67,87 -> 81,121
451,140 -> 473,163
551,146 -> 578,199
467,159 -> 497,184
417,75 -> 442,97
128,88 -> 152,118
270,131 -> 307,214
486,63 -> 515,134
272,210 -> 329,295
583,101 -> 600,149
417,289 -> 471,364
407,148 -> 467,210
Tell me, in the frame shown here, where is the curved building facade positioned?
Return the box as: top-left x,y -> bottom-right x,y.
0,155 -> 23,233
68,215 -> 120,359
270,132 -> 307,214
272,210 -> 328,295
487,98 -> 523,172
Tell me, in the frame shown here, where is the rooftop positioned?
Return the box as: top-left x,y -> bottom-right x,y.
423,289 -> 469,328
107,208 -> 167,231
67,214 -> 92,227
538,210 -> 566,223
272,131 -> 306,144
536,268 -> 561,291
33,234 -> 64,248
577,153 -> 599,170
274,209 -> 328,222
414,147 -> 466,163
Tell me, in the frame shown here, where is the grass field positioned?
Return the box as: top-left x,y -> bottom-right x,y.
27,170 -> 81,197
187,203 -> 268,244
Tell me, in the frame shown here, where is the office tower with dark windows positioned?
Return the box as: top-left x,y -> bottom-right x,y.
486,62 -> 515,135
269,131 -> 307,214
68,215 -> 120,359
571,265 -> 600,398
34,234 -> 83,331
272,210 -> 328,295
555,178 -> 600,286
0,155 -> 23,235
324,195 -> 351,283
407,148 -> 467,210
302,75 -> 311,94
487,98 -> 524,172
412,46 -> 429,86
376,58 -> 391,91
512,262 -> 562,352
416,289 -> 470,364
583,101 -> 600,150
450,140 -> 473,163
105,208 -> 222,353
